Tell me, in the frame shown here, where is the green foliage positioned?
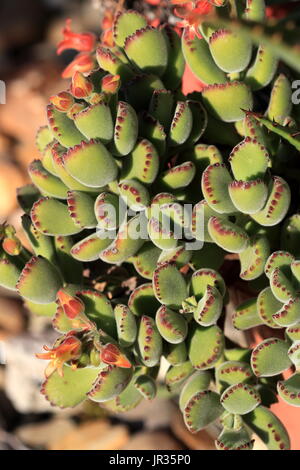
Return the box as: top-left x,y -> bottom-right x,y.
1,2 -> 300,450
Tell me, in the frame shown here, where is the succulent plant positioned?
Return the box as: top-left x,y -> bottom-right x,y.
1,0 -> 300,450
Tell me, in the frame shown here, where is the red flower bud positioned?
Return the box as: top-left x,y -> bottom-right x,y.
70,71 -> 94,98
49,91 -> 74,112
57,18 -> 96,55
101,29 -> 115,47
101,343 -> 132,368
62,52 -> 95,79
150,18 -> 161,28
101,74 -> 121,94
101,10 -> 114,30
57,289 -> 85,319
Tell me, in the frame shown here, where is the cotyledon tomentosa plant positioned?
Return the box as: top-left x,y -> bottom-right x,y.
1,0 -> 300,450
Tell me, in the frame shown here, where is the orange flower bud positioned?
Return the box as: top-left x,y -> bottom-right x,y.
101,343 -> 132,368
101,10 -> 114,30
149,18 -> 161,28
2,237 -> 21,256
101,74 -> 121,94
62,52 -> 95,79
101,29 -> 115,47
101,10 -> 115,47
70,71 -> 94,98
49,92 -> 74,112
57,289 -> 85,319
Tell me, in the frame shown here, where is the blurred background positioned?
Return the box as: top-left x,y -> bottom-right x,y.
0,0 -> 299,451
